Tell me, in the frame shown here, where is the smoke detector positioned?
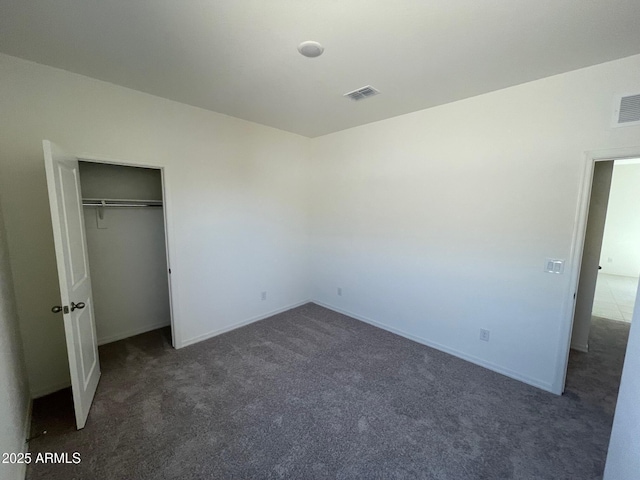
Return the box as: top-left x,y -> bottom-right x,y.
297,41 -> 324,58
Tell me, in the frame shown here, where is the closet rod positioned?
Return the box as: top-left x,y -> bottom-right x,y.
82,203 -> 162,208
82,199 -> 163,208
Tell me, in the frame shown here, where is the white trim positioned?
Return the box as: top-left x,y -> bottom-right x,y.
614,157 -> 640,166
97,321 -> 171,346
159,167 -> 181,349
553,153 -> 595,394
314,301 -> 554,393
555,145 -> 640,394
31,380 -> 72,399
75,153 -> 181,349
16,398 -> 33,480
180,299 -> 312,348
23,398 -> 32,442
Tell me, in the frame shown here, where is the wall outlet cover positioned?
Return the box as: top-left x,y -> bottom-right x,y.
544,259 -> 565,274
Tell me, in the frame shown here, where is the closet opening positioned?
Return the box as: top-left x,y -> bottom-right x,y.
77,160 -> 174,348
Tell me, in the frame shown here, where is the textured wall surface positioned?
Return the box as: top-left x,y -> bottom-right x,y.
0,203 -> 30,480
604,281 -> 640,479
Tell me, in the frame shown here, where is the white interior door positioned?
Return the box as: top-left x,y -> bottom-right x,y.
571,161 -> 614,352
43,140 -> 101,430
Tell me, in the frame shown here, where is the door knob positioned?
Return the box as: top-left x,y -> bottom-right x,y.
71,302 -> 85,312
51,305 -> 69,314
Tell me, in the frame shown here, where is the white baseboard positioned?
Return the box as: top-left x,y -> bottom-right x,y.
571,342 -> 589,353
23,397 -> 32,442
180,299 -> 312,349
314,300 -> 555,394
97,321 -> 171,346
31,380 -> 71,399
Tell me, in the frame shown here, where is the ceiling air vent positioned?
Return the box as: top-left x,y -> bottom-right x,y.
613,93 -> 640,127
344,85 -> 380,101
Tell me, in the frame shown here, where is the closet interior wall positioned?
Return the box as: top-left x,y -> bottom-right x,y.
78,162 -> 171,345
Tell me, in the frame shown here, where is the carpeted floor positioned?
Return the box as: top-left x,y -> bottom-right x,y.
26,303 -> 629,479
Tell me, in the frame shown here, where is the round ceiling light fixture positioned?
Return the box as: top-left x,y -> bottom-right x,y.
297,41 -> 324,58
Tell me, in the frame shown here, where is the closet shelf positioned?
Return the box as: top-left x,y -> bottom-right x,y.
82,198 -> 163,207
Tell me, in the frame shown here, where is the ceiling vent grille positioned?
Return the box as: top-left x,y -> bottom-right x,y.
344,85 -> 380,101
613,93 -> 640,127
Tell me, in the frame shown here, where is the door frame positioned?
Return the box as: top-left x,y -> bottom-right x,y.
75,153 -> 181,349
556,145 -> 640,394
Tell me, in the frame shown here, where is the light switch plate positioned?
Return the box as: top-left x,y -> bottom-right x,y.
545,259 -> 565,274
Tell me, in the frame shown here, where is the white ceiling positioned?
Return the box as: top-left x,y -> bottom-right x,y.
1,1 -> 639,138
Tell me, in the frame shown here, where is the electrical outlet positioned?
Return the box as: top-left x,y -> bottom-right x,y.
337,287 -> 342,296
261,291 -> 267,301
480,329 -> 490,342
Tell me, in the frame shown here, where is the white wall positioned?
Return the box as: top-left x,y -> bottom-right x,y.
0,53 -> 312,397
309,54 -> 640,393
83,207 -> 171,345
604,280 -> 640,479
0,202 -> 31,480
600,162 -> 640,278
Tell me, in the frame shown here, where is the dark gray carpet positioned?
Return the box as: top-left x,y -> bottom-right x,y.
26,304 -> 629,479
